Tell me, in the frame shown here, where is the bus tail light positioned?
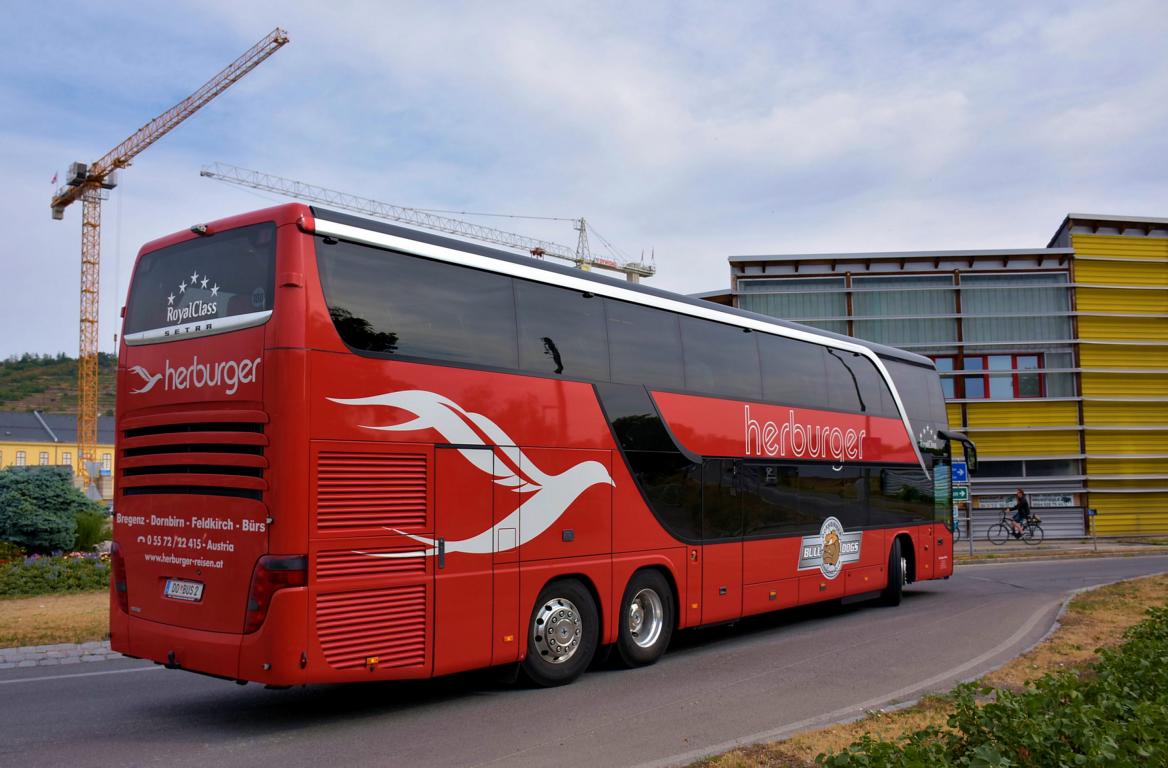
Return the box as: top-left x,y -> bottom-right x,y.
111,541 -> 129,614
244,555 -> 307,633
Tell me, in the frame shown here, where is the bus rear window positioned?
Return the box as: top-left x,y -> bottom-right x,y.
124,223 -> 276,343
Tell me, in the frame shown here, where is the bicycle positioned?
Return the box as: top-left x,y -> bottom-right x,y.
987,509 -> 1044,546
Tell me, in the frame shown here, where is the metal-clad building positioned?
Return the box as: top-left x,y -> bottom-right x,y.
718,213 -> 1167,537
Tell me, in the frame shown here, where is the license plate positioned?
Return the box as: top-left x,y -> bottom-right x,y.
164,579 -> 204,602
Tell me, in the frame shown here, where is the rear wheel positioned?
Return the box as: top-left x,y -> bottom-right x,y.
522,580 -> 598,687
1022,523 -> 1044,546
987,523 -> 1010,546
880,539 -> 905,606
617,570 -> 674,668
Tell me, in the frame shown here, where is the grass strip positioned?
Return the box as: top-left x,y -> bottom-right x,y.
0,590 -> 109,647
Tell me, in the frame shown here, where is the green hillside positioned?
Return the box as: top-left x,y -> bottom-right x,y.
0,353 -> 117,415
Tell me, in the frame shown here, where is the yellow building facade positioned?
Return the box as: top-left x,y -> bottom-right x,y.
720,213 -> 1167,537
0,411 -> 115,501
1051,216 -> 1168,533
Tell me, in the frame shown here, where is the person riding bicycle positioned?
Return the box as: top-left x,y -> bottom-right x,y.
1008,488 -> 1031,538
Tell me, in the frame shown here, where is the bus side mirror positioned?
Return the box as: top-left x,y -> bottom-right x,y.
964,442 -> 977,474
939,429 -> 977,474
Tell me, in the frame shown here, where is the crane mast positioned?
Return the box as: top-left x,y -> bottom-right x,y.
50,29 -> 289,494
198,163 -> 656,282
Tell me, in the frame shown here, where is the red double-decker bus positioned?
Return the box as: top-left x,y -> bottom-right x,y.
110,203 -> 974,687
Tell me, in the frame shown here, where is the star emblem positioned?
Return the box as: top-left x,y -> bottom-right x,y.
200,277 -> 209,289
179,280 -> 187,294
210,284 -> 219,297
167,293 -> 175,306
190,270 -> 199,283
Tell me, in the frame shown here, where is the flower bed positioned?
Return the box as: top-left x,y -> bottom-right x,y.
0,552 -> 110,597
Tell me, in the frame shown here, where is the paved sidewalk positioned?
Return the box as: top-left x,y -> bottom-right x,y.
0,640 -> 121,669
955,536 -> 1168,561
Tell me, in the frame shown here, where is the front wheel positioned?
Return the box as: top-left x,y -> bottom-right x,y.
1022,524 -> 1044,546
522,580 -> 599,687
617,570 -> 675,668
880,538 -> 905,606
987,523 -> 1010,545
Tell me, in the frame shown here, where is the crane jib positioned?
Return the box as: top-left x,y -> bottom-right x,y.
49,28 -> 289,488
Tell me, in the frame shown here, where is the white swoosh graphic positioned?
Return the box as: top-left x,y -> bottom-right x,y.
130,365 -> 163,394
329,390 -> 613,557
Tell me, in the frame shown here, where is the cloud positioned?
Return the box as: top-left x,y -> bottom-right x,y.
0,1 -> 1165,360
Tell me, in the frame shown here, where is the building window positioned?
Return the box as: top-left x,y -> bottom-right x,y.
101,453 -> 112,472
16,451 -> 26,466
935,354 -> 1045,399
61,451 -> 72,467
933,356 -> 956,398
851,274 -> 957,347
737,277 -> 849,335
38,452 -> 49,466
961,273 -> 1071,344
976,459 -> 1081,479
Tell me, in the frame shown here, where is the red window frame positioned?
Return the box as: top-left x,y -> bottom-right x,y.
931,353 -> 1045,399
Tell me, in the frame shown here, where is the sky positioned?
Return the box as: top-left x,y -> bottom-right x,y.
1,1 -> 1165,359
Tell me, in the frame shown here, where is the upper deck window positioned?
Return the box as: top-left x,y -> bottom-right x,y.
317,238 -> 519,369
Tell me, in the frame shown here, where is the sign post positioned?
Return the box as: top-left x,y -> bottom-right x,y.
1089,508 -> 1097,552
951,464 -> 972,556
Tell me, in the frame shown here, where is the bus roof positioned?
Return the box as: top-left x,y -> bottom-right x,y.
310,206 -> 934,369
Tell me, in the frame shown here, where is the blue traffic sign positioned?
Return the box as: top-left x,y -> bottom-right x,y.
952,462 -> 968,483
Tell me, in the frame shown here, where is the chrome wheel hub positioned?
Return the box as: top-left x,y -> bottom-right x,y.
628,587 -> 663,649
533,597 -> 582,664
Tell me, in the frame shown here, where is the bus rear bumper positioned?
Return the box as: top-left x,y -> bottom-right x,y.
109,589 -> 308,686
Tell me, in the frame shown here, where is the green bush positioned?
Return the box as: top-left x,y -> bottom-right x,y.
820,606 -> 1168,767
73,509 -> 110,551
0,554 -> 110,597
0,540 -> 24,563
0,466 -> 104,552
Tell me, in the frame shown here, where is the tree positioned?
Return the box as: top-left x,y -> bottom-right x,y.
0,467 -> 104,552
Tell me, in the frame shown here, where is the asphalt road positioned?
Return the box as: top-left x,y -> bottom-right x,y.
3,555 -> 1166,768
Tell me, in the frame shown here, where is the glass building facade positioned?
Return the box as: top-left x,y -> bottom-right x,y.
719,214 -> 1168,537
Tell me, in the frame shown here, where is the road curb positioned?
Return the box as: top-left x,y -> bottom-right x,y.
0,640 -> 120,669
955,547 -> 1168,566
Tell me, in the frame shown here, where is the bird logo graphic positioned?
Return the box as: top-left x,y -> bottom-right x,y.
328,390 -> 614,558
129,365 -> 163,394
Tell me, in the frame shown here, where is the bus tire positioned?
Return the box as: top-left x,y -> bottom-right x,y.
616,569 -> 674,668
881,539 -> 905,607
522,579 -> 599,687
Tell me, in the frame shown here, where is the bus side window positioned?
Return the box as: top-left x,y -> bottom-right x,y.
515,280 -> 609,380
825,349 -> 862,413
318,241 -> 519,369
759,335 -> 827,409
842,353 -> 900,418
801,463 -> 867,529
740,463 -> 804,537
680,317 -> 761,400
605,299 -> 684,390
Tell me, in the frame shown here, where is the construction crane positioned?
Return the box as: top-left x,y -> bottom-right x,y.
199,162 -> 656,282
50,29 -> 289,495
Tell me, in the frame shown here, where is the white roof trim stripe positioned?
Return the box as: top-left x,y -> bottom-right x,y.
312,217 -> 931,475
